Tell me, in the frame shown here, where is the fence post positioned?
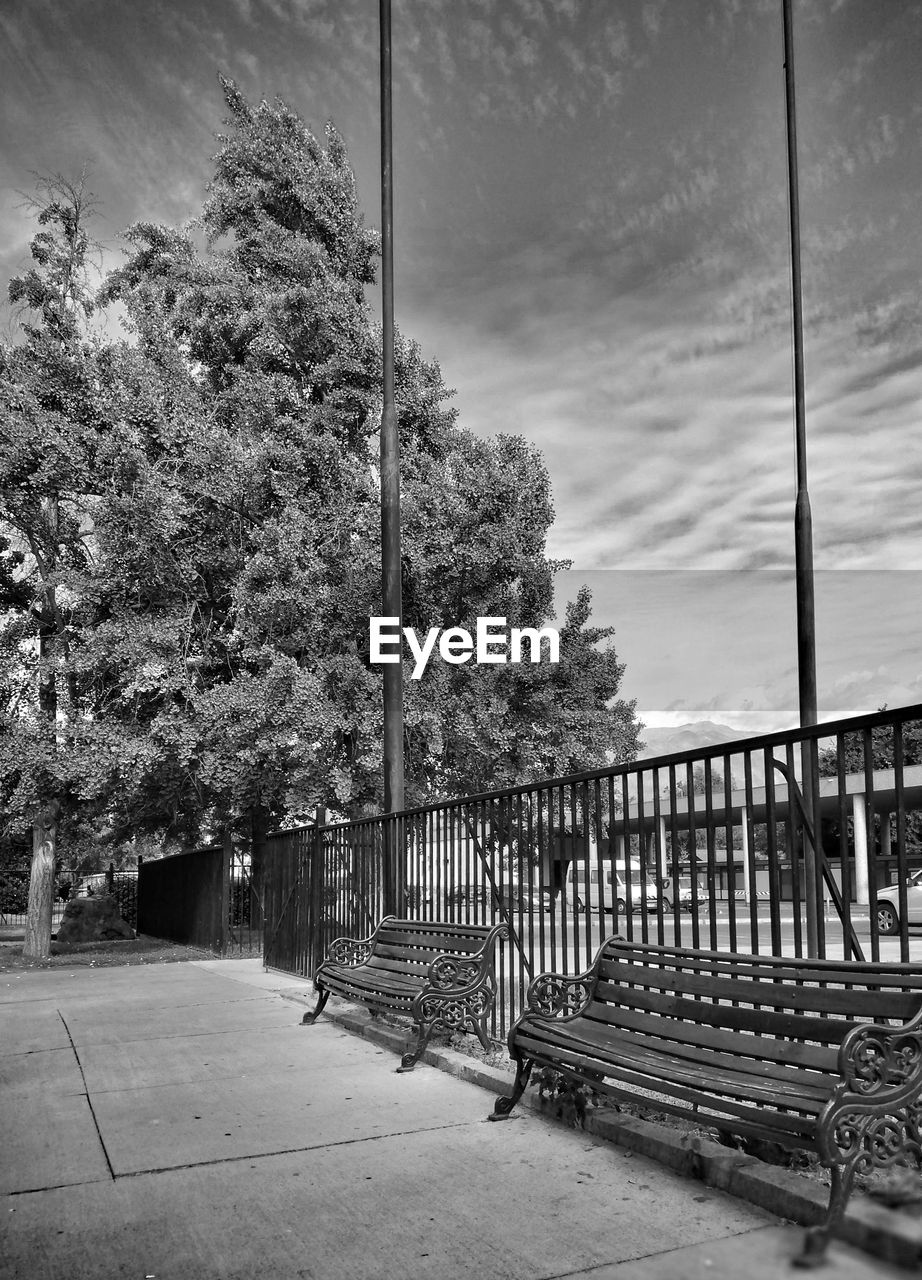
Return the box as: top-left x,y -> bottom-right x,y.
106,861 -> 115,894
308,808 -> 327,974
220,832 -> 232,956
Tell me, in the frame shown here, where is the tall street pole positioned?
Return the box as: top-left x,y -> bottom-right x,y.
380,0 -> 404,911
783,0 -> 819,954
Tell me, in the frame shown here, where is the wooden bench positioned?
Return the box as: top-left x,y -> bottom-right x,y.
490,939 -> 922,1266
303,916 -> 508,1072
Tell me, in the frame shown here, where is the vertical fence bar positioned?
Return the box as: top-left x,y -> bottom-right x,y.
743,751 -> 759,951
686,758 -> 701,950
628,770 -> 641,935
592,777 -> 605,952
666,762 -> 681,944
765,747 -> 783,956
894,722 -> 909,963
553,785 -> 564,971
834,732 -> 852,962
703,756 -> 718,949
863,726 -> 880,962
722,757 -> 737,952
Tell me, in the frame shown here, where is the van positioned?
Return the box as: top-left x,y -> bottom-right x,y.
565,863 -> 659,914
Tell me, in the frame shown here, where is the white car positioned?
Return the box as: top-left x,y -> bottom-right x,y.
876,871 -> 922,935
567,865 -> 659,914
662,876 -> 696,912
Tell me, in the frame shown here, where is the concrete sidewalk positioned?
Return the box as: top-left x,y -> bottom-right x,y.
0,959 -> 913,1280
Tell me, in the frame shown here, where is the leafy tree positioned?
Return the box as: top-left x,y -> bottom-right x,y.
1,83 -> 640,920
817,714 -> 922,776
0,174 -> 105,957
818,711 -> 922,862
93,79 -> 638,831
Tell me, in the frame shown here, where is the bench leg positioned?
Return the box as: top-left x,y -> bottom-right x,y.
490,1053 -> 534,1120
474,1019 -> 492,1053
793,1162 -> 856,1269
301,986 -> 330,1026
396,1019 -> 434,1073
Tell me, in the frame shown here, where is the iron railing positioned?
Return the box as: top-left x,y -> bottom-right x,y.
0,863 -> 139,932
263,703 -> 922,1042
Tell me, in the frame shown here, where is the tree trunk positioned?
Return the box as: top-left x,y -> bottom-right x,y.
23,800 -> 61,961
24,496 -> 62,962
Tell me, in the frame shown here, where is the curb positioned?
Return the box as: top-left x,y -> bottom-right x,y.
278,988 -> 922,1271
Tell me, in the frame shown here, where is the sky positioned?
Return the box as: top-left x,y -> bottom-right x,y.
1,0 -> 921,736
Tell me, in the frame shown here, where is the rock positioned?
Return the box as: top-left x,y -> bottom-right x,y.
56,894 -> 136,944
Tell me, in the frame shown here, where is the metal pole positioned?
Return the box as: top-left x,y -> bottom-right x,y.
380,0 -> 403,912
782,0 -> 819,954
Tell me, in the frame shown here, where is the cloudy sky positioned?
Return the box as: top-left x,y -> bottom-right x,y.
2,0 -> 920,735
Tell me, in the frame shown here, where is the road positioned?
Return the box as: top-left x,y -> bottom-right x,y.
501,901 -> 922,978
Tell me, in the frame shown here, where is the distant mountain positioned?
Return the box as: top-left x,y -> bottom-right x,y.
637,721 -> 755,760
635,721 -> 767,789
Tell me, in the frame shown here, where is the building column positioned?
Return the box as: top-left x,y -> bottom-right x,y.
880,810 -> 892,863
852,794 -> 869,906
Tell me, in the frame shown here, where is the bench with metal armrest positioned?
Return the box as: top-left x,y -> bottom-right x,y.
303,915 -> 508,1072
491,938 -> 922,1267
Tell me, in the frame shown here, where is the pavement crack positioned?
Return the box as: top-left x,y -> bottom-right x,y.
536,1223 -> 783,1278
58,1009 -> 116,1181
112,1119 -> 483,1180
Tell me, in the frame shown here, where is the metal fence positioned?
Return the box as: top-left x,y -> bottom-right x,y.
0,863 -> 139,932
263,703 -> 922,1043
137,843 -> 261,954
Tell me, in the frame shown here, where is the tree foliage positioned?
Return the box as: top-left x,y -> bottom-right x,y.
817,712 -> 922,862
1,82 -> 640,880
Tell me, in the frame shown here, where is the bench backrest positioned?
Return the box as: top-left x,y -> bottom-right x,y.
589,940 -> 922,1076
366,917 -> 506,984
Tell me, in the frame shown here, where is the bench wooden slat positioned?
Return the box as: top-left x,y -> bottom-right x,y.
530,1012 -> 836,1096
597,960 -> 919,1020
322,964 -> 419,992
589,982 -> 860,1047
382,919 -> 496,935
583,999 -> 843,1072
612,942 -> 922,987
366,950 -> 441,970
376,929 -> 490,953
554,1015 -> 837,1101
513,1027 -> 822,1139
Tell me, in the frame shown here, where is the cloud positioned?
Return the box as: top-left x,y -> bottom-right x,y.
554,568 -> 922,736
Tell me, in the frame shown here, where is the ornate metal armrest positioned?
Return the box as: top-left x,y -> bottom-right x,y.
325,931 -> 377,967
426,950 -> 490,992
424,924 -> 509,993
526,969 -> 595,1019
837,1007 -> 922,1100
817,1007 -> 922,1172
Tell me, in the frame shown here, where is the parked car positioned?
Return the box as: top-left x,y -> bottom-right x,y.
566,864 -> 659,914
876,871 -> 922,935
661,876 -> 696,911
495,883 -> 552,913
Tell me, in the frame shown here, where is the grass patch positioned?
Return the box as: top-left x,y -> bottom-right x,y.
0,934 -> 218,971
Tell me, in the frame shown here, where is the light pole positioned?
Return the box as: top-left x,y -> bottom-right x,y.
380,0 -> 404,913
782,0 -> 820,954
